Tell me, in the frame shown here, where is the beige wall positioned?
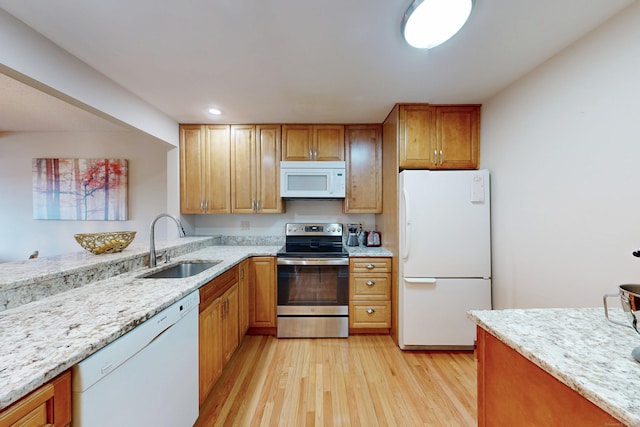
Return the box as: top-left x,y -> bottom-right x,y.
482,3 -> 640,308
0,131 -> 172,261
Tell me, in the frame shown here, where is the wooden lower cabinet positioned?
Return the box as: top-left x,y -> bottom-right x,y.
248,257 -> 277,334
0,370 -> 71,427
238,259 -> 250,338
349,257 -> 391,333
198,266 -> 239,406
477,328 -> 622,426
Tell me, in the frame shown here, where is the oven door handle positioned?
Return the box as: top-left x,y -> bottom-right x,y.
277,257 -> 350,266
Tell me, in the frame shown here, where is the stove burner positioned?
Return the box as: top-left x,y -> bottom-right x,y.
279,222 -> 348,258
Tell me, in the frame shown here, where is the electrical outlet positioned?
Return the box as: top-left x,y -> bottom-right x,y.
240,221 -> 250,230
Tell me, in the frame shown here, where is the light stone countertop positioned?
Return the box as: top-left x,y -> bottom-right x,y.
0,241 -> 393,410
344,246 -> 393,257
469,308 -> 640,426
0,244 -> 281,410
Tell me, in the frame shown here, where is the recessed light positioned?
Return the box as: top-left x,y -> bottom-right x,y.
402,0 -> 474,49
208,108 -> 222,115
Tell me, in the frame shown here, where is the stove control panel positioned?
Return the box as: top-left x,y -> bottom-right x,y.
285,223 -> 343,236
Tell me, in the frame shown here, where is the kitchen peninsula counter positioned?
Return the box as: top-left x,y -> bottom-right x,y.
469,308 -> 640,426
0,242 -> 281,410
0,240 -> 394,411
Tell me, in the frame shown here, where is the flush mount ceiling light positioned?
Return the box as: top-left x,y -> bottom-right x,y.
402,0 -> 474,49
207,107 -> 221,115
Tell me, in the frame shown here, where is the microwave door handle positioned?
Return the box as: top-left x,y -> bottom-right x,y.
328,172 -> 334,195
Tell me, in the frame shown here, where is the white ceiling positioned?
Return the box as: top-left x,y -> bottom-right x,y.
0,0 -> 635,131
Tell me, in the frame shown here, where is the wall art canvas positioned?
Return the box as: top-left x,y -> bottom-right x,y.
32,158 -> 128,220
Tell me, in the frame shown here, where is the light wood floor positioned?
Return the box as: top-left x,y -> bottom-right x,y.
196,335 -> 477,426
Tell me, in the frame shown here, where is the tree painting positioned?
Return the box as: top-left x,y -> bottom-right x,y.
32,158 -> 128,220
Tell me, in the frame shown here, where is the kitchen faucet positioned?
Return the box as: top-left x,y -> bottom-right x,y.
149,213 -> 186,268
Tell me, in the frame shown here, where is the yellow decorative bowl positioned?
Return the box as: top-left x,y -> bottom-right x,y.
74,231 -> 136,255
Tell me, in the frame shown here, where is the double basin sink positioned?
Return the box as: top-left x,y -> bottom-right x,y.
139,261 -> 222,279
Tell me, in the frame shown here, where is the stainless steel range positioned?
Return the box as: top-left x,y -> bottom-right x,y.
276,223 -> 349,338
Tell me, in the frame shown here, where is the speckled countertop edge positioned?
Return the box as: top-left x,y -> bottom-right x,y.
344,246 -> 393,257
469,308 -> 640,427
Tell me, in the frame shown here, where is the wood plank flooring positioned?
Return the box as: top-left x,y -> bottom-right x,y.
196,335 -> 477,426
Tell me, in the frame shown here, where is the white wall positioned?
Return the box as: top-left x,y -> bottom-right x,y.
0,131 -> 172,261
194,200 -> 375,237
482,3 -> 640,308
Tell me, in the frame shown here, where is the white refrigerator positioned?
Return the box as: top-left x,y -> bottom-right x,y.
399,170 -> 492,349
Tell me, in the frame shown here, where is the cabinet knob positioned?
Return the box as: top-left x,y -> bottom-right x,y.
366,280 -> 375,286
366,308 -> 375,314
366,264 -> 375,270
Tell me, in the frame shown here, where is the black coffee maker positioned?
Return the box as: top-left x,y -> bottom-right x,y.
346,223 -> 359,246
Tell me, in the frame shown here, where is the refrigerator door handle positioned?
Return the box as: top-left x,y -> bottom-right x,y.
404,278 -> 437,284
402,188 -> 411,260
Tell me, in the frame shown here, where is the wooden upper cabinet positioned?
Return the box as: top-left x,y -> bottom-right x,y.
256,125 -> 283,213
344,125 -> 382,214
180,125 -> 206,214
398,104 -> 480,170
230,125 -> 257,213
436,106 -> 480,169
180,124 -> 231,214
313,125 -> 345,161
230,124 -> 283,213
205,125 -> 232,212
282,125 -> 344,161
399,105 -> 435,169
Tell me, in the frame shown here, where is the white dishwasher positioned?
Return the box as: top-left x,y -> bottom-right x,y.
72,291 -> 200,427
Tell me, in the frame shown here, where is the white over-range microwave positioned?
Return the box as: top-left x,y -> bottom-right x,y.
280,161 -> 346,199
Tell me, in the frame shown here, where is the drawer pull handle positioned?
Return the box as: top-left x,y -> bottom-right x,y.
366,308 -> 375,314
366,264 -> 375,269
366,280 -> 375,286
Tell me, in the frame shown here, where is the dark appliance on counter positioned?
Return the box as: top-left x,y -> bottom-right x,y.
276,223 -> 349,338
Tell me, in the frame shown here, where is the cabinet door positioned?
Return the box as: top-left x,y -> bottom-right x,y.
344,125 -> 382,213
282,125 -> 313,160
399,105 -> 436,169
202,125 -> 231,213
249,257 -> 276,327
230,125 -> 257,213
222,283 -> 239,364
313,125 -> 345,161
198,296 -> 222,406
238,259 -> 250,338
256,125 -> 283,213
0,370 -> 71,427
436,106 -> 479,169
180,125 -> 206,213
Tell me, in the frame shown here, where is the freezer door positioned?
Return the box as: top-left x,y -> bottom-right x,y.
399,278 -> 491,348
400,170 -> 491,278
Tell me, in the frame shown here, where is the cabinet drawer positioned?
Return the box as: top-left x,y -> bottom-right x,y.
350,301 -> 390,328
351,275 -> 390,300
350,258 -> 390,273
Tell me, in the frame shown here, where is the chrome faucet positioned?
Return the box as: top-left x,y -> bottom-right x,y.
149,213 -> 186,268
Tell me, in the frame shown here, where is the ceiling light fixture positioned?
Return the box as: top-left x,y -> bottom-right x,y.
208,108 -> 221,115
402,0 -> 474,49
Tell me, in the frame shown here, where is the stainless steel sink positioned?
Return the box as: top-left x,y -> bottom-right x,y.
139,261 -> 221,279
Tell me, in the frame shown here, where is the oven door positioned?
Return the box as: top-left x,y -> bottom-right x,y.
277,257 -> 349,337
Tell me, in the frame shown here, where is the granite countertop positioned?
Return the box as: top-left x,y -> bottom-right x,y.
344,246 -> 393,257
469,308 -> 640,426
0,243 -> 280,410
0,240 -> 393,410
